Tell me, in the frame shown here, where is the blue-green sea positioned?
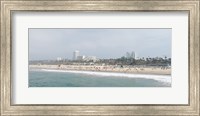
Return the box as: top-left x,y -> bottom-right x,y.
29,69 -> 171,87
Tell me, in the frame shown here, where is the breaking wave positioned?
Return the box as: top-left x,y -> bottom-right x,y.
39,69 -> 171,84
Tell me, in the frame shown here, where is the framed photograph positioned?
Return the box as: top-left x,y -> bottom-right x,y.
29,28 -> 172,87
1,0 -> 199,115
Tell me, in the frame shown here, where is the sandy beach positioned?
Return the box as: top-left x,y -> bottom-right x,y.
29,64 -> 171,75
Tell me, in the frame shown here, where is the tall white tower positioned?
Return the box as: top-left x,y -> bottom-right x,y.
73,50 -> 79,60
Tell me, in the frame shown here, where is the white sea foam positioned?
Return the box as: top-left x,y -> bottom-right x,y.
40,69 -> 171,84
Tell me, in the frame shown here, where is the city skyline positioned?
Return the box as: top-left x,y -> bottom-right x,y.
50,50 -> 170,62
29,28 -> 172,60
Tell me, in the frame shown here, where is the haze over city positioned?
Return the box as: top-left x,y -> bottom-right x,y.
29,28 -> 171,60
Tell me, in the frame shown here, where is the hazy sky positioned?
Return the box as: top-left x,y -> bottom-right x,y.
29,28 -> 171,60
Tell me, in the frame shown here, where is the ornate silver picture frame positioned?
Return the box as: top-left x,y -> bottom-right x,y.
1,0 -> 199,115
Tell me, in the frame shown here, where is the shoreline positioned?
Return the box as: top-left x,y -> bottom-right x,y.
29,64 -> 171,75
30,68 -> 171,84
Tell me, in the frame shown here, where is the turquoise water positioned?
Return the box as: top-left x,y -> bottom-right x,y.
29,70 -> 171,87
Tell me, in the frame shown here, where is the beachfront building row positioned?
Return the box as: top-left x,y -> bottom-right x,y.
73,50 -> 97,62
77,55 -> 97,62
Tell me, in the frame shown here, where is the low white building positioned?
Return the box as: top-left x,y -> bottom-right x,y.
77,55 -> 86,61
84,56 -> 97,62
56,57 -> 62,61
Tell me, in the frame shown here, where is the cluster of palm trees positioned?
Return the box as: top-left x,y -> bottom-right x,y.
96,56 -> 171,66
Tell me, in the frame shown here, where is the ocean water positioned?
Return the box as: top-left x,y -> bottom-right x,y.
29,69 -> 171,87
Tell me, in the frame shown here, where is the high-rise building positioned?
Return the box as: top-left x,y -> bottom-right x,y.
126,51 -> 136,59
126,52 -> 130,58
130,51 -> 135,59
73,50 -> 79,60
